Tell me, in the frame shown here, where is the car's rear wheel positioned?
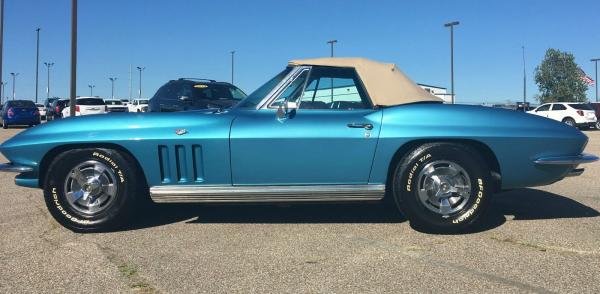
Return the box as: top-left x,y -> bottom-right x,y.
392,143 -> 493,233
43,148 -> 143,232
595,121 -> 600,130
562,117 -> 576,127
2,120 -> 8,129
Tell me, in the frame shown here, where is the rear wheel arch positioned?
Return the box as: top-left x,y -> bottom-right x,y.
385,139 -> 502,193
38,143 -> 148,190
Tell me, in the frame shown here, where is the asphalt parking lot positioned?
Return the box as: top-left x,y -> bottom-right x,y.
0,127 -> 599,293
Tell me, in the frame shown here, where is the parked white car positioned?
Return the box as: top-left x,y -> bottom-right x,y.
35,103 -> 47,120
104,99 -> 129,112
61,97 -> 107,118
128,99 -> 149,112
527,102 -> 598,128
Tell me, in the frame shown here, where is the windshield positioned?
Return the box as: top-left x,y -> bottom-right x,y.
105,100 -> 123,105
188,83 -> 247,101
77,98 -> 105,105
139,100 -> 148,105
235,67 -> 292,108
569,103 -> 593,110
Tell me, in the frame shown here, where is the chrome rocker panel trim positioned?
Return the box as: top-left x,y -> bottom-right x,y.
0,162 -> 34,173
534,153 -> 599,165
150,184 -> 386,203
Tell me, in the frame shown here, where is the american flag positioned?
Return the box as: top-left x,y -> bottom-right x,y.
579,68 -> 595,85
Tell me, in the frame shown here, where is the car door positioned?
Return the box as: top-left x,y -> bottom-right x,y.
548,103 -> 567,122
532,104 -> 551,118
230,66 -> 382,185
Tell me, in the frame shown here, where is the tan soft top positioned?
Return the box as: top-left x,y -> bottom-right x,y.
288,57 -> 442,106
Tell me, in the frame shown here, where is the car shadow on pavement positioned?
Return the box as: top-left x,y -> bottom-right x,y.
454,188 -> 600,234
123,188 -> 599,233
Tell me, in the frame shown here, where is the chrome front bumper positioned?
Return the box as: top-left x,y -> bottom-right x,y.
534,153 -> 599,178
534,153 -> 599,165
0,163 -> 34,173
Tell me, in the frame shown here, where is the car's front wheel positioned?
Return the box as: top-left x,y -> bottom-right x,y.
43,148 -> 144,232
562,117 -> 576,127
392,143 -> 493,233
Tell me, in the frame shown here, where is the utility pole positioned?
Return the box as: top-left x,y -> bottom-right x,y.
35,28 -> 40,103
88,84 -> 95,96
326,40 -> 337,57
128,64 -> 132,100
109,77 -> 117,99
522,46 -> 526,106
0,81 -> 3,104
10,72 -> 18,100
69,0 -> 77,116
44,62 -> 54,98
444,21 -> 459,104
230,50 -> 235,84
136,66 -> 145,98
592,58 -> 599,102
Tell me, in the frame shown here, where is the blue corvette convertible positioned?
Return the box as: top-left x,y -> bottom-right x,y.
0,57 -> 597,232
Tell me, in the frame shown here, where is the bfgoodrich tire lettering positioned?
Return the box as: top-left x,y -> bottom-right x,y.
392,143 -> 493,233
43,148 -> 141,232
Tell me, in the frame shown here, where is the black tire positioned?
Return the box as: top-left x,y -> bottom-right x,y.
392,143 -> 493,233
2,120 -> 7,129
562,117 -> 576,127
43,148 -> 144,232
595,121 -> 600,130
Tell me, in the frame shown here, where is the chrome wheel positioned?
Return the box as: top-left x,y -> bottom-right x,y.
596,121 -> 600,130
63,160 -> 118,215
417,160 -> 471,217
564,119 -> 575,127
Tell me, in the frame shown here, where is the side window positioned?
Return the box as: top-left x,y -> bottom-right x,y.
537,104 -> 550,111
551,104 -> 566,111
270,70 -> 309,107
299,67 -> 370,110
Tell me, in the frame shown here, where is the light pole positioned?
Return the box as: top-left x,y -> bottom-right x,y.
69,0 -> 77,116
35,28 -> 40,103
326,39 -> 337,57
136,66 -> 145,98
0,81 -> 4,103
592,58 -> 599,102
230,50 -> 235,84
10,72 -> 18,100
44,62 -> 54,98
444,21 -> 459,104
88,84 -> 95,96
0,0 -> 4,105
522,46 -> 526,106
109,77 -> 117,99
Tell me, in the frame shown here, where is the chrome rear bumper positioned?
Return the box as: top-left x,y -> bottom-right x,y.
0,163 -> 34,173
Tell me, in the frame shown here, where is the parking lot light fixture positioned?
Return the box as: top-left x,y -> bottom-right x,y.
444,21 -> 459,104
109,77 -> 117,99
136,66 -> 145,98
326,39 -> 337,57
10,72 -> 18,100
230,51 -> 235,84
88,84 -> 95,96
44,62 -> 54,98
592,58 -> 599,102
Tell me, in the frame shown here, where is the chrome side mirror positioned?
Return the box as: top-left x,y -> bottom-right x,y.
276,101 -> 297,119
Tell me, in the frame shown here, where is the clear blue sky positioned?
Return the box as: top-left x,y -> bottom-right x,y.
2,0 -> 599,104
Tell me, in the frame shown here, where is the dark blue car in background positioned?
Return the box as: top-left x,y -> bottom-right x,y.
1,100 -> 41,129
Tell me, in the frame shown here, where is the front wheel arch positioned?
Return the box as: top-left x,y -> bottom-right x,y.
385,139 -> 502,196
38,143 -> 148,191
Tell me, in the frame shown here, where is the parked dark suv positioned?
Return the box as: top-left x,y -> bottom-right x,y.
149,78 -> 246,112
44,97 -> 60,120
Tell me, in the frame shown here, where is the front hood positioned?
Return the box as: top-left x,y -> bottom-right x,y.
0,110 -> 232,167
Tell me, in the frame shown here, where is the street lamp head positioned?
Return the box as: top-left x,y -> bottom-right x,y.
136,66 -> 145,71
444,21 -> 460,27
109,77 -> 117,82
327,39 -> 338,44
591,58 -> 600,62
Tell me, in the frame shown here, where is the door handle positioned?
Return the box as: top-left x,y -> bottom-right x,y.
347,123 -> 373,130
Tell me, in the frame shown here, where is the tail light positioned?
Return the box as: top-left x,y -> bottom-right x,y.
7,107 -> 14,118
577,110 -> 584,116
55,106 -> 60,113
76,105 -> 80,112
33,109 -> 40,116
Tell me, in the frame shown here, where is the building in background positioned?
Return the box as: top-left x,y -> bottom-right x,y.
418,83 -> 450,103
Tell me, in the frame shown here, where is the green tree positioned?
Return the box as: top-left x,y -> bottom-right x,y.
534,48 -> 588,103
